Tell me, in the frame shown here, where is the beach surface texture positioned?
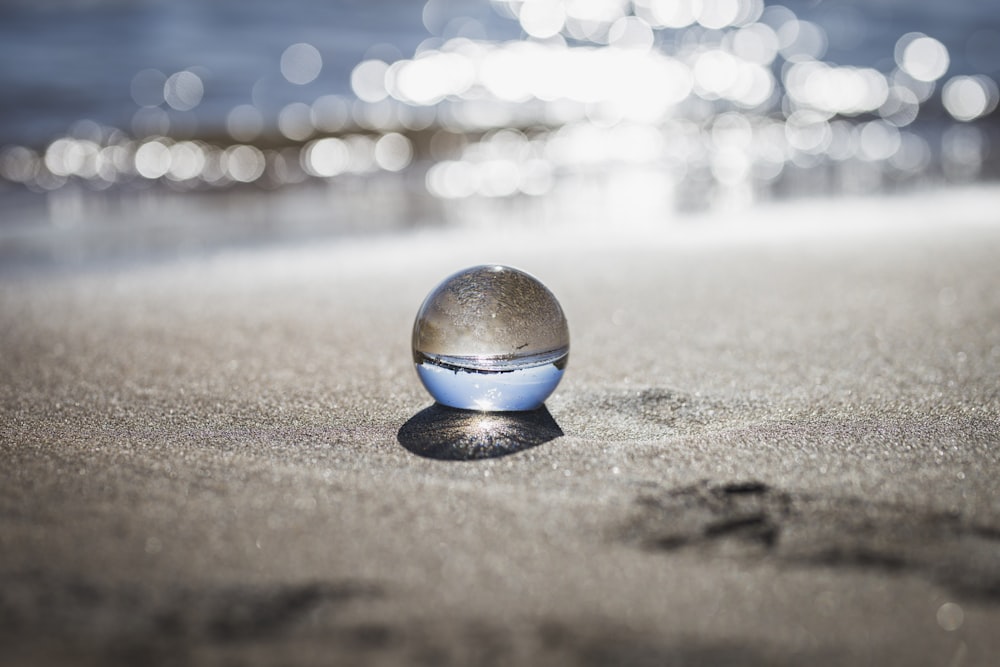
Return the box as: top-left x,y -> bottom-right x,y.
2,187 -> 999,666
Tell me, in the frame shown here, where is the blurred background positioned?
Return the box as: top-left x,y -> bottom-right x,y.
1,0 -> 997,269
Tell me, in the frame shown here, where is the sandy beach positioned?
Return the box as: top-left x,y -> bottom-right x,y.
2,187 -> 999,666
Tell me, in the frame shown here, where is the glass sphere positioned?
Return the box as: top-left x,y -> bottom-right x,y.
412,265 -> 569,411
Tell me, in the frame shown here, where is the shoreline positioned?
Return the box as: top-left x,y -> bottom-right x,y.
2,180 -> 998,276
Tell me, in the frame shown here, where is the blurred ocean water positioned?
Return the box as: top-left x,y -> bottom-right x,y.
0,0 -> 997,267
1,0 -> 996,143
0,0 -> 435,146
0,0 -> 995,141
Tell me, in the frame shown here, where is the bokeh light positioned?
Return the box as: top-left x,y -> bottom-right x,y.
303,137 -> 350,178
374,132 -> 413,172
163,71 -> 204,111
351,60 -> 391,103
223,145 -> 266,183
943,75 -> 999,122
280,43 -> 323,85
896,33 -> 950,83
134,140 -> 172,179
277,102 -> 314,141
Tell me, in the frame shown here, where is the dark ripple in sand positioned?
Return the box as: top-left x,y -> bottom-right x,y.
625,480 -> 1000,601
0,571 -> 823,667
557,388 -> 757,441
0,574 -> 382,664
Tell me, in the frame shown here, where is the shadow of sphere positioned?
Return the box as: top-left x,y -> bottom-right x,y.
397,404 -> 564,460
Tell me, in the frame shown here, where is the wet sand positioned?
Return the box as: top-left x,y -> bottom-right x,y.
2,187 -> 999,666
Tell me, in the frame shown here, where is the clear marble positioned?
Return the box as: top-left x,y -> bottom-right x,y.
412,265 -> 569,411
